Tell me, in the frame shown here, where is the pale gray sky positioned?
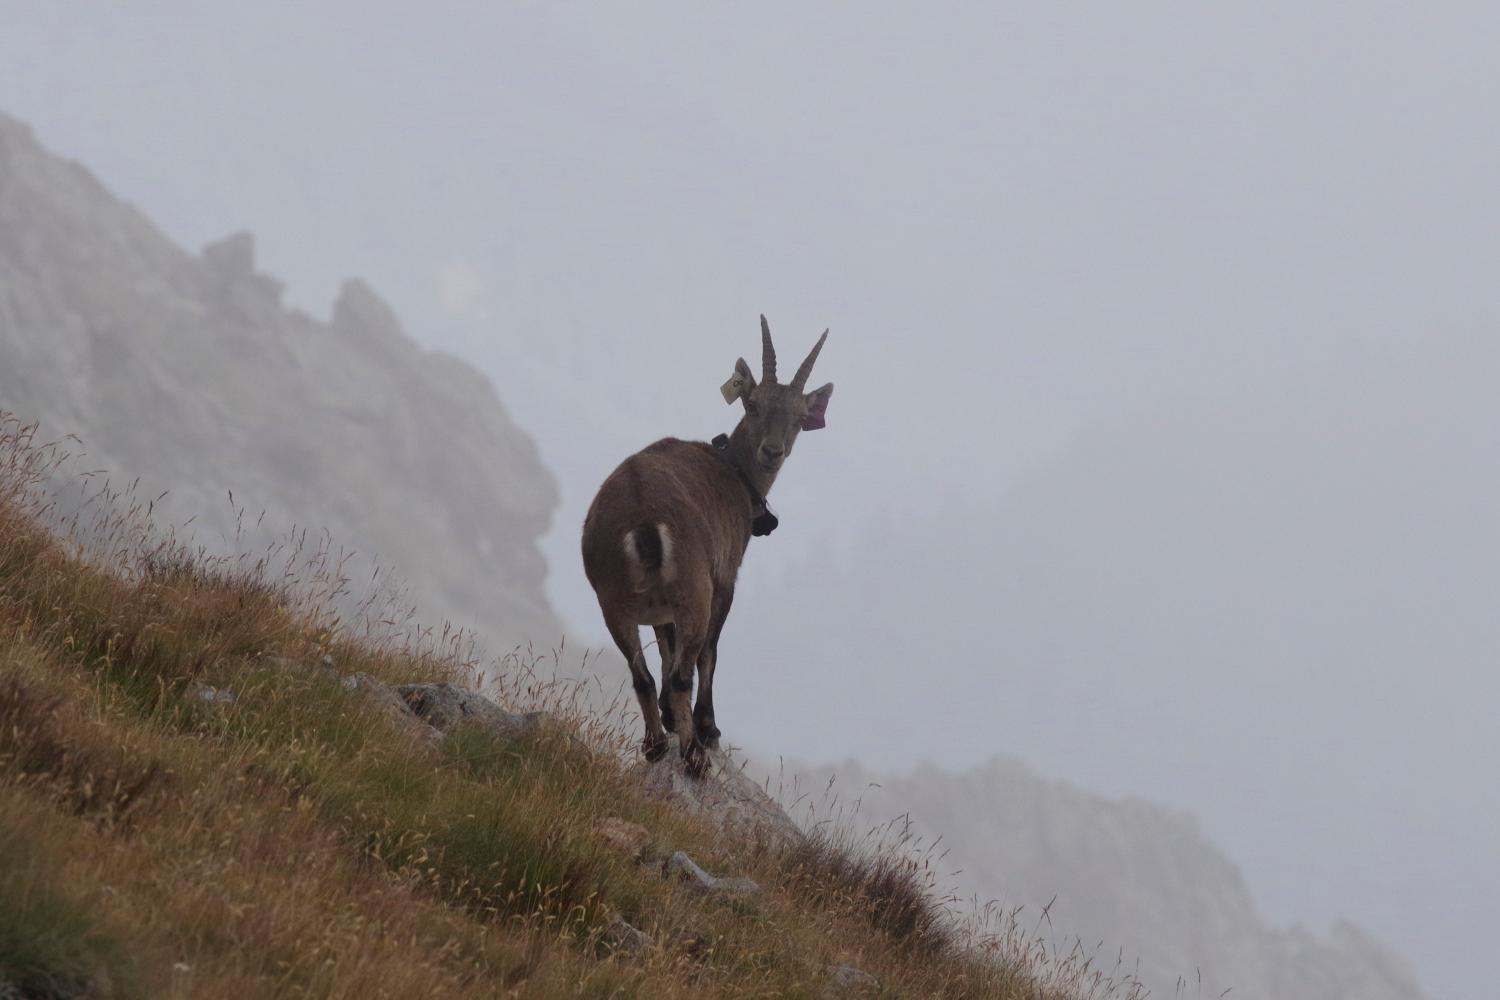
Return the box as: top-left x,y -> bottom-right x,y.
4,5 -> 1496,998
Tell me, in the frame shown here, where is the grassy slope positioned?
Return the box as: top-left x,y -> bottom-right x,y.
0,420 -> 1129,1000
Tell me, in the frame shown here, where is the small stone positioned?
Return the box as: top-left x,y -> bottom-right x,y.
191,684 -> 236,705
605,913 -> 653,953
596,817 -> 653,861
825,964 -> 880,993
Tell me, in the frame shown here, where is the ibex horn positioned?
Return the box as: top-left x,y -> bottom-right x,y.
790,329 -> 828,391
761,314 -> 777,384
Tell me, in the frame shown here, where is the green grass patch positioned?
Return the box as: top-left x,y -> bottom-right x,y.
0,815 -> 141,1000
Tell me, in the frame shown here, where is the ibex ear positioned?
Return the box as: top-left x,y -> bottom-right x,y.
720,358 -> 756,404
802,382 -> 833,431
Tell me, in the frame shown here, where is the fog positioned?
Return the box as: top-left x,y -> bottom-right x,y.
4,5 -> 1496,997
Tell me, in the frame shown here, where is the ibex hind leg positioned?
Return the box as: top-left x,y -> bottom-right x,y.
606,617 -> 668,762
653,624 -> 678,734
693,649 -> 720,750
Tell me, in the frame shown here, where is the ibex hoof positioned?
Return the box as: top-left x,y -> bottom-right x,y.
642,735 -> 669,762
702,733 -> 721,750
683,741 -> 711,779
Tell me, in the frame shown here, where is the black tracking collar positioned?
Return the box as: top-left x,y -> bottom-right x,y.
712,433 -> 779,537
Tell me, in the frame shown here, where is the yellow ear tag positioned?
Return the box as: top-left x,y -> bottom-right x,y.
720,374 -> 746,404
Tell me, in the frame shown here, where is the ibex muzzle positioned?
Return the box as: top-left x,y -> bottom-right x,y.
581,316 -> 834,776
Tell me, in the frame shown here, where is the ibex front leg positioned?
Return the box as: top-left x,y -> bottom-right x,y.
668,627 -> 710,776
694,584 -> 734,749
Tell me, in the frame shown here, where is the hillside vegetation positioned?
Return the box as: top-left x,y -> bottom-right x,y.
0,418 -> 1141,1000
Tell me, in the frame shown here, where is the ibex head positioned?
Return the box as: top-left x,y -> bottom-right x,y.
720,315 -> 834,476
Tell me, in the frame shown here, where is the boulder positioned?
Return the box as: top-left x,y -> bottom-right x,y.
396,682 -> 545,738
343,673 -> 439,745
633,738 -> 803,851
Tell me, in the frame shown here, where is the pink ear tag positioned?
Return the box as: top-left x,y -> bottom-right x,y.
801,395 -> 829,431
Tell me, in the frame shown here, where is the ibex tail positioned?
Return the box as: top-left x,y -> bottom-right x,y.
622,522 -> 674,592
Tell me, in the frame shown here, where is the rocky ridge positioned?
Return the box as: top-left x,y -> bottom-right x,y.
781,756 -> 1428,1000
0,111 -> 560,651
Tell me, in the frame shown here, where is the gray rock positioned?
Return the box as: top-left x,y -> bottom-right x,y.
596,816 -> 653,861
605,913 -> 653,954
396,682 -> 545,739
258,654 -> 337,681
191,684 -> 237,705
824,964 -> 880,995
201,230 -> 256,279
663,850 -> 760,895
634,738 -> 803,851
341,673 -> 438,745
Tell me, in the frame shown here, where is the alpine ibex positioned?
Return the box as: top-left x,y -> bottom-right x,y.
581,316 -> 834,776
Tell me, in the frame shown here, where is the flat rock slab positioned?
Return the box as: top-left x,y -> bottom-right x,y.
664,850 -> 761,895
632,737 -> 804,851
396,682 -> 545,738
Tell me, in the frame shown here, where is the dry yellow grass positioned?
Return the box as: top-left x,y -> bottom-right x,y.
0,415 -> 1143,1000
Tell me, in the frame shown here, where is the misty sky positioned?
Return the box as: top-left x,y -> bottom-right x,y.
4,5 -> 1497,998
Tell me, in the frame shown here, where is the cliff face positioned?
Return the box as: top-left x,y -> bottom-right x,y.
0,111 -> 561,649
787,756 -> 1428,1000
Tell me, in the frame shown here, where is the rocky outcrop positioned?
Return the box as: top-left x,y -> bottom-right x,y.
782,756 -> 1429,1000
634,738 -> 803,851
0,111 -> 561,651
